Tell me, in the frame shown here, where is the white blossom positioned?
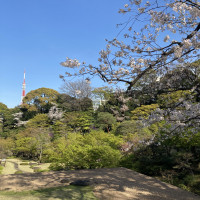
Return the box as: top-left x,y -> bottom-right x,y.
137,58 -> 144,63
164,35 -> 170,42
183,39 -> 192,49
48,104 -> 63,121
99,50 -> 109,58
75,90 -> 81,95
60,57 -> 80,68
174,46 -> 183,58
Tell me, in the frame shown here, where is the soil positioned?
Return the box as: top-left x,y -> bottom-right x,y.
0,167 -> 199,200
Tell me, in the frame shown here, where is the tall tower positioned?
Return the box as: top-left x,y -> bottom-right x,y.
21,70 -> 26,104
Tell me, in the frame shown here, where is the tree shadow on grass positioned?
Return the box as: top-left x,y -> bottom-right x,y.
31,186 -> 97,200
0,168 -> 200,200
0,186 -> 97,200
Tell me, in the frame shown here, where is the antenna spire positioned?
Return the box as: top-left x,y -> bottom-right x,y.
21,70 -> 26,104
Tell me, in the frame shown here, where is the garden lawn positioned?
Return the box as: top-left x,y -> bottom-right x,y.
0,186 -> 97,200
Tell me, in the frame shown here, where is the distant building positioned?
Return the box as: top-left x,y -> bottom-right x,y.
92,99 -> 107,111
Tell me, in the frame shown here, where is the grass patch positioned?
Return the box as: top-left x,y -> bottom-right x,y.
0,185 -> 98,200
14,170 -> 23,174
0,166 -> 3,174
19,162 -> 29,165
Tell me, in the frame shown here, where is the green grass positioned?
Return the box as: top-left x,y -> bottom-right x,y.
0,166 -> 3,174
0,186 -> 98,200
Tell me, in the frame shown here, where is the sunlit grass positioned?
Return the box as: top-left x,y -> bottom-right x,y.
0,185 -> 98,200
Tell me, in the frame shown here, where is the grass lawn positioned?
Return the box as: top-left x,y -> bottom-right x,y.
0,166 -> 3,174
0,186 -> 98,200
1,158 -> 51,175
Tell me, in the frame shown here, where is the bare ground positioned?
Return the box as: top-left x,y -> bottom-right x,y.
0,168 -> 199,200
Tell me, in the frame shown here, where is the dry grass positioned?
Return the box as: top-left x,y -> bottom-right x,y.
0,167 -> 200,200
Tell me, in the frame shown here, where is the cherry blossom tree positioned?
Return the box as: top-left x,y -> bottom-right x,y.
60,79 -> 92,99
60,0 -> 200,91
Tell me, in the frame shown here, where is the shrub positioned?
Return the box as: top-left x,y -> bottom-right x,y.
96,112 -> 116,132
49,131 -> 122,170
115,120 -> 142,136
20,162 -> 29,165
131,104 -> 159,120
14,170 -> 23,174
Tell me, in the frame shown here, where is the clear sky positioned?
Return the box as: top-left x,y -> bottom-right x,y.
0,0 -> 126,108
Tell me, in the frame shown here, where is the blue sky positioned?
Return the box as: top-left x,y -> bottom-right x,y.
0,0 -> 126,108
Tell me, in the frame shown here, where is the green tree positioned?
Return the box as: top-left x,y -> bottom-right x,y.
52,120 -> 66,140
63,112 -> 93,133
96,112 -> 116,132
21,87 -> 59,119
49,131 -> 122,170
157,90 -> 192,108
0,103 -> 19,137
57,93 -> 93,112
14,127 -> 51,161
0,138 -> 14,158
92,86 -> 113,101
15,129 -> 37,159
26,114 -> 50,128
131,104 -> 159,120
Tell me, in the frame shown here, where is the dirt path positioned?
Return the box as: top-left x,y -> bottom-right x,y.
0,168 -> 199,200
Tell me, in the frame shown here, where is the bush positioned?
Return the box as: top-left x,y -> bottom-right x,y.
49,131 -> 122,170
96,112 -> 116,132
115,120 -> 142,136
14,170 -> 23,174
131,104 -> 158,120
20,162 -> 29,165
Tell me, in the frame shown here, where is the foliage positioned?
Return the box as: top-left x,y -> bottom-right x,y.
21,87 -> 59,119
116,120 -> 154,152
157,90 -> 192,108
49,131 -> 122,170
14,127 -> 51,162
158,68 -> 197,92
131,104 -> 158,120
2,1 -> 200,195
92,86 -> 113,101
26,114 -> 49,128
52,120 -> 66,140
14,170 -> 23,174
63,112 -> 93,133
96,112 -> 116,132
57,94 -> 93,112
115,120 -> 142,136
0,103 -> 18,136
60,1 -> 200,92
0,138 -> 14,158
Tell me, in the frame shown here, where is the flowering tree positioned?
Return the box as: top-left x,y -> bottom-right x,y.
60,0 -> 200,91
60,79 -> 92,99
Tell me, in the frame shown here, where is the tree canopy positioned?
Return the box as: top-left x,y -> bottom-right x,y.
60,0 -> 200,91
21,87 -> 59,118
